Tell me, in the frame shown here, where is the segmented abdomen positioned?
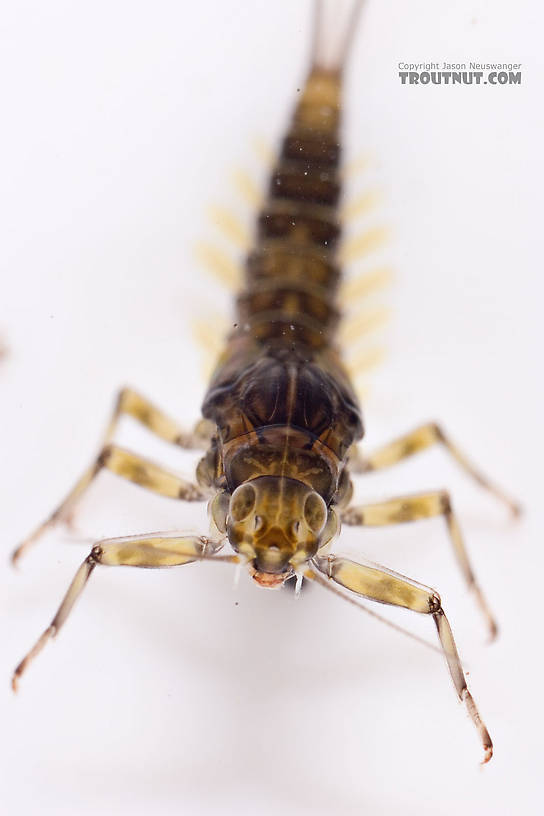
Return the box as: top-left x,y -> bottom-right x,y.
202,69 -> 363,494
238,70 -> 344,350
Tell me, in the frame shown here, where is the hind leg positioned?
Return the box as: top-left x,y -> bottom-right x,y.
102,387 -> 213,450
350,422 -> 520,516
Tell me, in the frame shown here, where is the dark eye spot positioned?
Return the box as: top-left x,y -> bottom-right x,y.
303,492 -> 327,533
230,483 -> 256,521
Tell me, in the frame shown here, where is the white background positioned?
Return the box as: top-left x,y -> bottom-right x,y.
1,1 -> 541,814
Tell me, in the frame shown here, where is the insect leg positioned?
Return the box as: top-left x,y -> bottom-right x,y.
12,445 -> 206,564
103,387 -> 213,450
12,533 -> 237,691
350,422 -> 521,516
342,490 -> 497,638
12,387 -> 213,565
311,553 -> 493,763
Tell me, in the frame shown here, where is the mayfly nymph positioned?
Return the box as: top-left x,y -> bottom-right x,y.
12,1 -> 520,764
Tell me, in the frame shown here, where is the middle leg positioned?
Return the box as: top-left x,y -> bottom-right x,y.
341,490 -> 497,638
12,386 -> 214,564
12,445 -> 207,564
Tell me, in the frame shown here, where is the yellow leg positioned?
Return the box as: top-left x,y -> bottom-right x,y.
12,387 -> 214,565
103,387 -> 213,450
311,553 -> 493,764
12,445 -> 207,565
12,532 -> 238,691
351,422 -> 521,517
342,490 -> 497,638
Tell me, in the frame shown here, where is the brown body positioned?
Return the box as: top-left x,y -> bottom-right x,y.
198,75 -> 353,557
12,3 -> 521,763
197,70 -> 362,580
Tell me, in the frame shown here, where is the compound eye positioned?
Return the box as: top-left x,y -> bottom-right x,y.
303,492 -> 327,533
209,491 -> 230,533
230,483 -> 257,522
320,507 -> 339,547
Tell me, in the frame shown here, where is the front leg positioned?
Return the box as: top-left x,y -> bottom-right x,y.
12,532 -> 238,691
311,552 -> 493,763
341,490 -> 497,638
350,422 -> 521,517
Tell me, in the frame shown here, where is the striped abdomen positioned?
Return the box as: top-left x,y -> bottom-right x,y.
202,67 -> 363,498
236,69 -> 344,351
